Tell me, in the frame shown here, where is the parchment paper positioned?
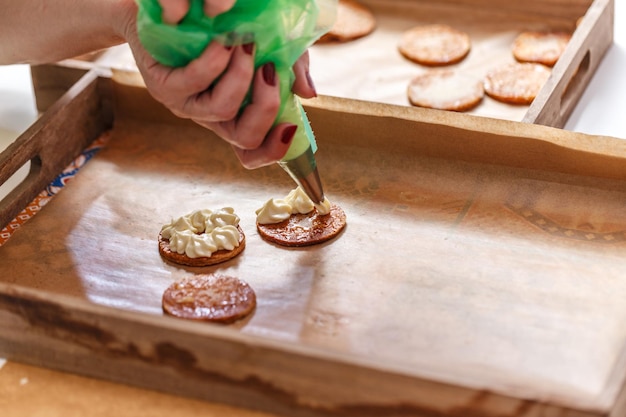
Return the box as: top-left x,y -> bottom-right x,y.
309,0 -> 580,121
2,115 -> 626,409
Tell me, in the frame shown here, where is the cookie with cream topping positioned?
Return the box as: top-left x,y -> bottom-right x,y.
256,187 -> 347,247
158,207 -> 245,267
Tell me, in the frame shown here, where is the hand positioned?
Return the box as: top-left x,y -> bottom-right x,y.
158,0 -> 236,23
128,28 -> 318,169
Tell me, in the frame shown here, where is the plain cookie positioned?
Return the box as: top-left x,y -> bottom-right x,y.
408,69 -> 484,111
513,31 -> 572,67
317,0 -> 376,43
399,24 -> 471,66
162,275 -> 256,323
484,62 -> 551,105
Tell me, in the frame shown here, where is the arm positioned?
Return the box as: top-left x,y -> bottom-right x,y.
0,0 -> 134,65
0,0 -> 317,169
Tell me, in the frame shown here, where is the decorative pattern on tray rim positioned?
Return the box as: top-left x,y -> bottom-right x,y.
0,132 -> 111,246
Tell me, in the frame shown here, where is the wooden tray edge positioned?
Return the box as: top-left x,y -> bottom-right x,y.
0,280 -> 613,417
0,70 -> 113,230
525,0 -> 614,127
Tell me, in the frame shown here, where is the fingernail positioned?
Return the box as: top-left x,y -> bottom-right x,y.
281,125 -> 298,144
242,43 -> 254,55
224,44 -> 233,51
262,62 -> 276,86
306,70 -> 317,97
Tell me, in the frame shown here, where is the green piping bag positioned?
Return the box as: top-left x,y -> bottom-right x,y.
135,0 -> 337,203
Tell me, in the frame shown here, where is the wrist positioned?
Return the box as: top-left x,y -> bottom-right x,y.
112,0 -> 139,42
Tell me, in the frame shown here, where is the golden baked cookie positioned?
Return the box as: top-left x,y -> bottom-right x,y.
484,62 -> 551,105
407,69 -> 484,111
162,275 -> 256,323
257,204 -> 347,247
158,225 -> 245,267
398,24 -> 471,66
317,0 -> 376,43
512,31 -> 572,67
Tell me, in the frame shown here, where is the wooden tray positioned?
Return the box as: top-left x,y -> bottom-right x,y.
3,69 -> 626,416
29,0 -> 614,129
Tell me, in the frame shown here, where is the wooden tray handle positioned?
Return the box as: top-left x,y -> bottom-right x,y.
525,0 -> 614,128
0,70 -> 112,231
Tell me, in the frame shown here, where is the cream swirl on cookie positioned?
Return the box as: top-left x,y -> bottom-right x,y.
256,187 -> 332,224
161,208 -> 241,258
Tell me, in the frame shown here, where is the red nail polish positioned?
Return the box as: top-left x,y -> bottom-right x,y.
281,125 -> 298,144
306,70 -> 317,97
262,63 -> 276,86
242,43 -> 254,55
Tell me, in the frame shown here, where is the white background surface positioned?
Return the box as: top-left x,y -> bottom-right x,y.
0,1 -> 625,197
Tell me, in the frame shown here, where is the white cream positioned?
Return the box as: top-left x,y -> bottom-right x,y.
314,198 -> 331,216
256,187 -> 332,224
161,207 -> 241,258
284,187 -> 315,214
255,198 -> 292,224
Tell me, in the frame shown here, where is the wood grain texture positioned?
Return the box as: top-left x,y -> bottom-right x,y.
0,71 -> 112,231
2,74 -> 626,416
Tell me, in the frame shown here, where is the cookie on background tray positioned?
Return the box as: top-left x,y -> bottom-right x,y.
512,31 -> 572,67
398,24 -> 471,66
317,0 -> 376,43
484,62 -> 551,105
407,69 -> 484,112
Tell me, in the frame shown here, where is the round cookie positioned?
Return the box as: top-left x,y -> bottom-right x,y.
512,31 -> 572,67
407,69 -> 484,111
158,225 -> 245,267
484,62 -> 551,105
162,275 -> 256,323
317,0 -> 376,43
398,24 -> 471,66
257,204 -> 347,247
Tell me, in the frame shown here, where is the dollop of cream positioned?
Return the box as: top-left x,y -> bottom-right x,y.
256,187 -> 332,224
314,198 -> 331,216
284,187 -> 315,214
161,208 -> 241,258
255,198 -> 292,224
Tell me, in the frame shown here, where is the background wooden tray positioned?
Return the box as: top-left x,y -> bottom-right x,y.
2,71 -> 626,416
29,0 -> 613,129
310,0 -> 613,126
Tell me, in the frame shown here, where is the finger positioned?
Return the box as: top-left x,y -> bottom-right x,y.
291,50 -> 317,99
192,43 -> 256,122
226,62 -> 282,149
204,0 -> 237,17
159,0 -> 189,24
175,41 -> 234,96
144,42 -> 233,116
194,63 -> 281,151
233,123 -> 299,169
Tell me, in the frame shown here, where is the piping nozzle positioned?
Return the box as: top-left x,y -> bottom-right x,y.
277,145 -> 325,205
